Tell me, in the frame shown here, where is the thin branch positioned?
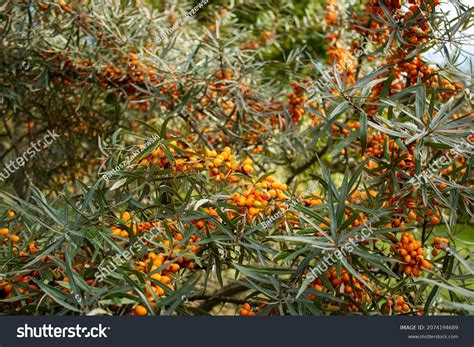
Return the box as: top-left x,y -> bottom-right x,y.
195,283 -> 250,311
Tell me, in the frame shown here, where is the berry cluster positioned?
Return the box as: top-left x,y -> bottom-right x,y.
287,82 -> 308,124
395,232 -> 432,276
384,295 -> 411,313
110,214 -> 202,315
239,303 -> 256,316
308,268 -> 372,313
228,176 -> 288,217
432,236 -> 449,257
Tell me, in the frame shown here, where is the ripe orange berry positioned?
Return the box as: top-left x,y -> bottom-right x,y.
243,164 -> 253,174
150,273 -> 162,281
134,305 -> 148,316
169,263 -> 180,272
238,197 -> 247,207
160,275 -> 171,284
121,211 -> 131,222
249,207 -> 259,216
239,303 -> 255,316
412,266 -> 420,277
421,260 -> 432,270
430,216 -> 440,225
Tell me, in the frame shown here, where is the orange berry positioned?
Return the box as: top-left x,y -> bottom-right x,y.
237,197 -> 247,207
134,305 -> 148,316
412,266 -> 420,277
421,260 -> 432,270
248,207 -> 259,216
313,284 -> 323,291
404,266 -> 412,276
150,273 -> 162,281
243,165 -> 254,174
121,211 -> 131,222
160,276 -> 171,285
398,249 -> 408,256
170,263 -> 180,272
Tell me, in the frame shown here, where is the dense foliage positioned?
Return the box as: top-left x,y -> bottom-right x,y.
0,0 -> 473,316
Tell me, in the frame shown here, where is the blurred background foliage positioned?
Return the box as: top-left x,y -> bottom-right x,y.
0,0 -> 472,316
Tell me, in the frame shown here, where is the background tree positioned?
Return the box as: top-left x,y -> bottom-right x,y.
0,0 -> 472,316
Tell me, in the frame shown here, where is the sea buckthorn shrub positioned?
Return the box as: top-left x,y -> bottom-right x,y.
0,0 -> 472,316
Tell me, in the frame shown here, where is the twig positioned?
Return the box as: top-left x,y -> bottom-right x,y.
286,144 -> 328,185
195,283 -> 250,311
